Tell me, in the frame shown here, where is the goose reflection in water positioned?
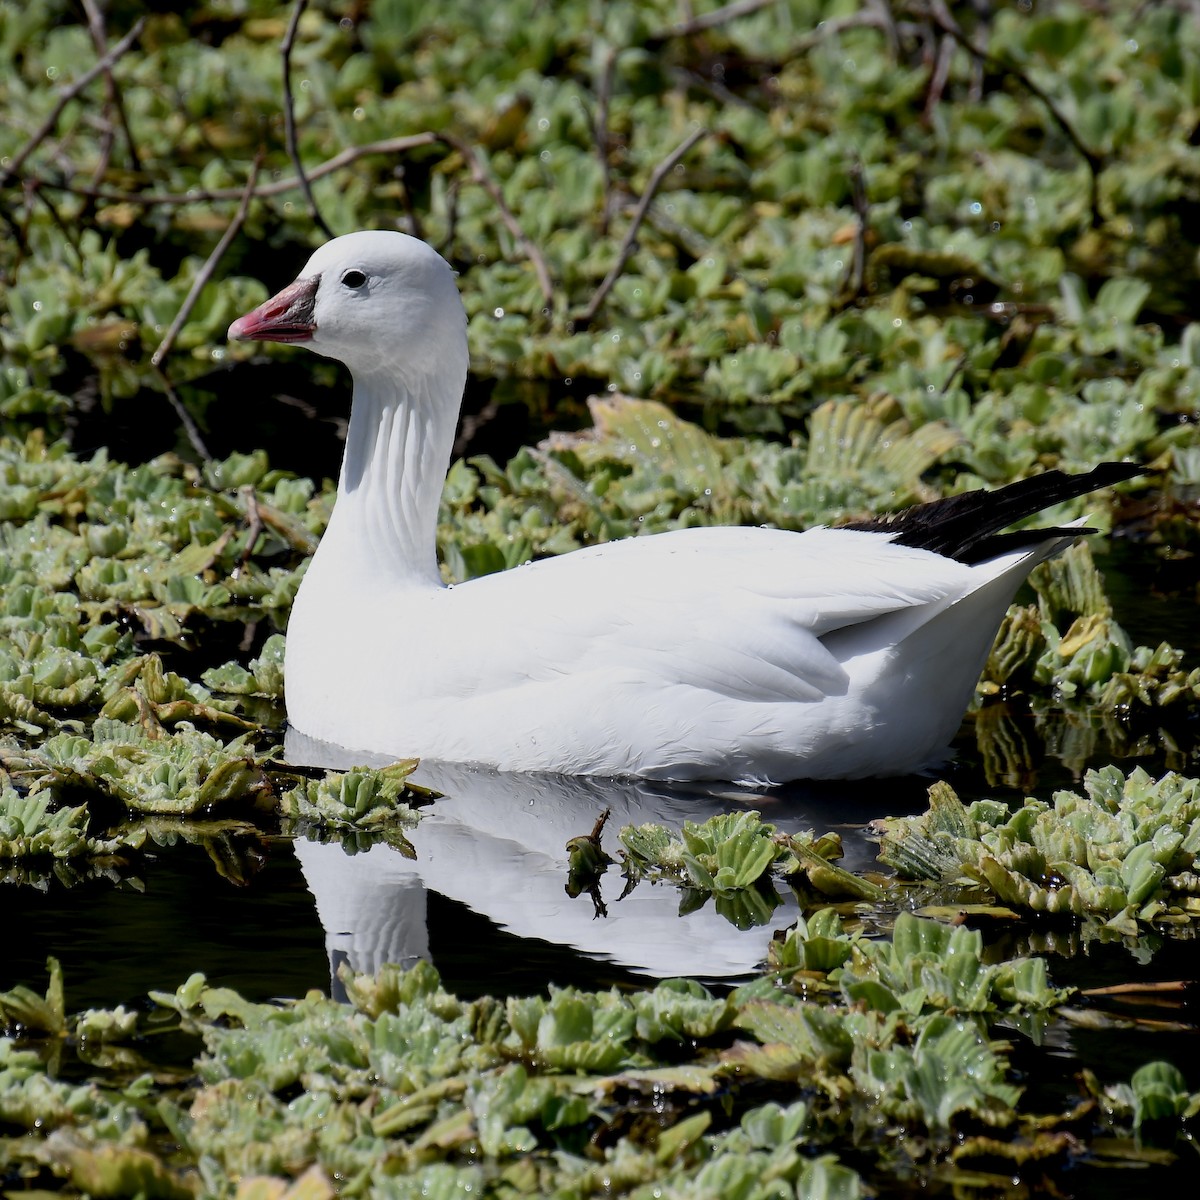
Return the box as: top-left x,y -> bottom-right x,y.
285,729 -> 907,996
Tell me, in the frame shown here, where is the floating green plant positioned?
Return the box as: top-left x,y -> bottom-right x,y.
878,767 -> 1200,932
0,784 -> 139,862
279,762 -> 427,854
618,810 -> 885,930
4,952 -> 1194,1199
1,720 -> 271,816
983,542 -> 1200,708
3,1 -> 1200,1195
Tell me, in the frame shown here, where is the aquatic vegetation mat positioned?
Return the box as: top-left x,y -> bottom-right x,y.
3,0 -> 1200,1195
878,765 -> 1200,934
1,949 -> 1196,1199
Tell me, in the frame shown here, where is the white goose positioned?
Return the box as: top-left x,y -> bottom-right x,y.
229,230 -> 1138,783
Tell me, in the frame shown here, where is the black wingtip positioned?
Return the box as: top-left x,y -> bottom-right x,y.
842,462 -> 1145,564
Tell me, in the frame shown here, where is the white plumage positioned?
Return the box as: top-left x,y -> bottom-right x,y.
229,230 -> 1134,783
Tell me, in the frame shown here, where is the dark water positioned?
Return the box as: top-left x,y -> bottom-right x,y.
3,701 -> 1195,1026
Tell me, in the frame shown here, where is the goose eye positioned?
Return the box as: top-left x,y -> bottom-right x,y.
340,269 -> 367,289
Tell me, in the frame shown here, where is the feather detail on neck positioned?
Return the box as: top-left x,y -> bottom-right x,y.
320,365 -> 461,588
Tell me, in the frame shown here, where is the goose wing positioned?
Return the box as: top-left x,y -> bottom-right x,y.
430,525 -> 978,704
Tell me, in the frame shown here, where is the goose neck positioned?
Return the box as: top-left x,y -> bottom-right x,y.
322,368 -> 459,587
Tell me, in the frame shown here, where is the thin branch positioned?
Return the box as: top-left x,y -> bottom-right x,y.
152,154 -> 263,368
922,31 -> 956,119
83,10 -> 115,183
659,0 -> 779,38
237,485 -> 264,574
442,133 -> 555,311
576,127 -> 705,328
153,365 -> 211,462
80,0 -> 142,177
834,158 -> 870,309
0,16 -> 145,187
281,0 -> 334,238
923,0 -> 1103,227
866,0 -> 901,59
787,10 -> 892,55
668,64 -> 760,111
34,132 -> 439,207
29,181 -> 83,271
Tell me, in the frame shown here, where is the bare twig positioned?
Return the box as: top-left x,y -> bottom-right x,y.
152,154 -> 263,368
35,132 -> 439,207
237,485 -> 264,574
442,133 -> 555,311
866,0 -> 901,58
924,0 -> 1103,226
452,399 -> 499,457
923,30 -> 956,120
668,64 -> 759,111
587,807 -> 611,843
1082,980 -> 1190,998
153,366 -> 211,462
660,0 -> 779,38
787,10 -> 892,55
0,16 -> 145,187
29,181 -> 83,270
281,0 -> 334,238
835,159 -> 870,308
576,127 -> 705,327
80,0 -> 142,178
82,2 -> 114,183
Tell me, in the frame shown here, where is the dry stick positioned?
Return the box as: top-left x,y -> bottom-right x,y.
1082,981 -> 1189,998
0,16 -> 145,187
80,0 -> 142,177
576,127 -> 705,328
924,1 -> 1103,227
661,0 -> 779,38
442,133 -> 556,311
668,64 -> 757,111
40,132 -> 439,207
29,181 -> 83,270
922,31 -> 956,119
237,484 -> 264,575
837,159 -> 870,308
787,10 -> 892,55
866,0 -> 901,59
281,0 -> 334,239
153,368 -> 211,462
150,155 -> 263,461
82,2 -> 115,184
151,155 -> 263,368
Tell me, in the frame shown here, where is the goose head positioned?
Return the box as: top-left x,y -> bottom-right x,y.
228,230 -> 467,383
